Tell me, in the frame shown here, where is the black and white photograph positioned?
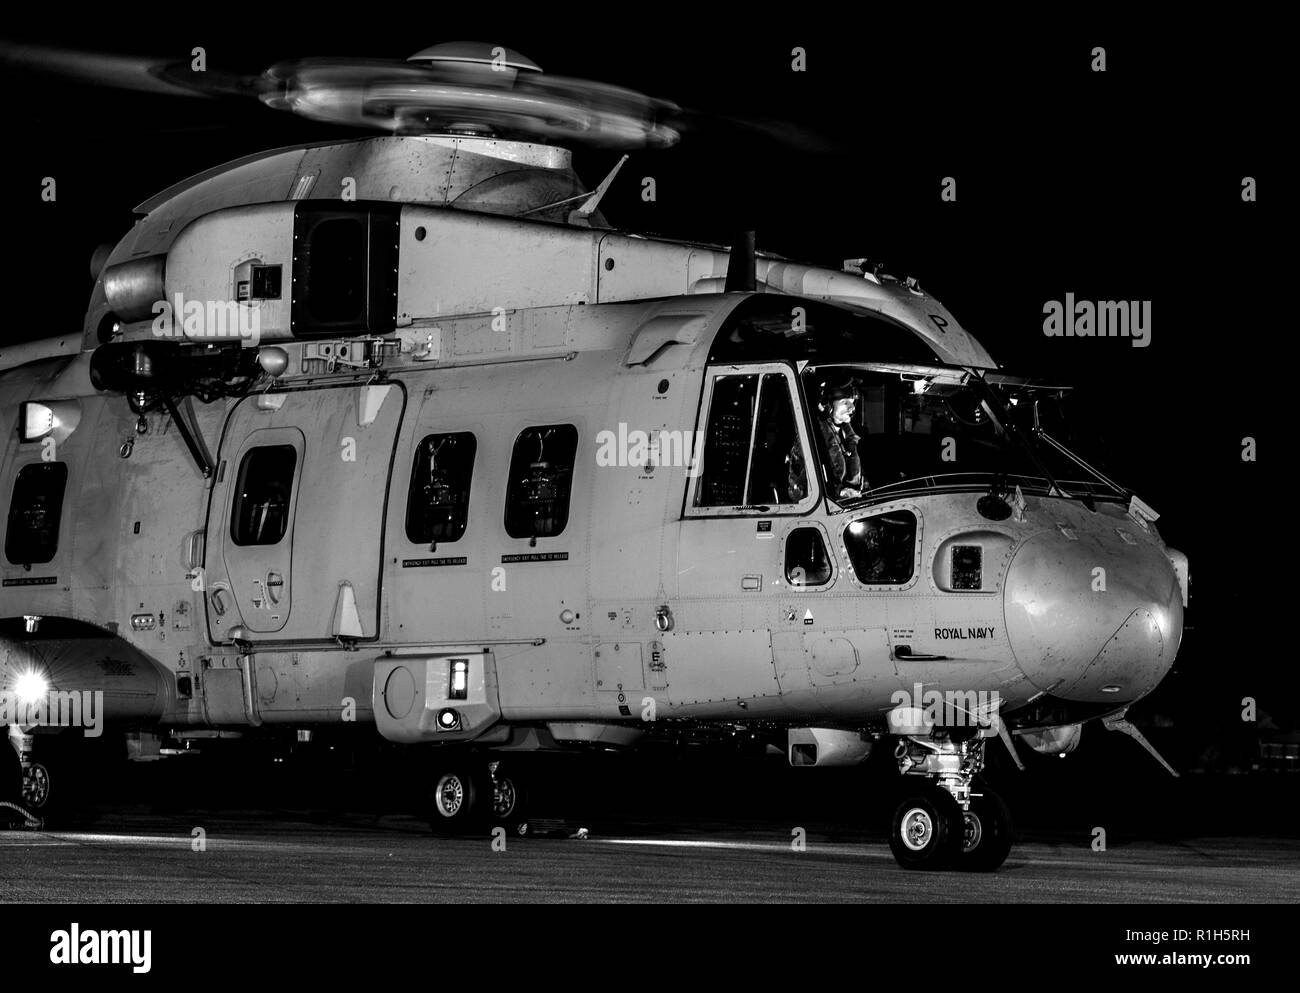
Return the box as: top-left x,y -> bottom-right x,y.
0,11 -> 1290,964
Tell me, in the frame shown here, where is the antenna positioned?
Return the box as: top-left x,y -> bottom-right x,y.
725,231 -> 756,292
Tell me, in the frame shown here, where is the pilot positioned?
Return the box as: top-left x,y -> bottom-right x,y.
815,378 -> 865,500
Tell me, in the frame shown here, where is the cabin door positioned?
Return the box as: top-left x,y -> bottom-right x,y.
670,364 -> 821,702
204,383 -> 405,644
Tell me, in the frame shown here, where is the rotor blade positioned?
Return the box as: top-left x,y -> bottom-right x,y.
0,41 -> 263,100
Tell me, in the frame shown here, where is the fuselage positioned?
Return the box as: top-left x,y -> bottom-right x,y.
0,136 -> 1185,749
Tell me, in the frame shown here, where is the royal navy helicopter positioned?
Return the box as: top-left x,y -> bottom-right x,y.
0,41 -> 1189,870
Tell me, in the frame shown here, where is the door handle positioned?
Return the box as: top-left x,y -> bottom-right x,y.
266,571 -> 284,605
894,645 -> 948,662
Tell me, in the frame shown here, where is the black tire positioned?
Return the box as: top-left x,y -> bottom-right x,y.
0,735 -> 22,824
21,759 -> 59,819
889,783 -> 964,870
6,734 -> 105,828
957,791 -> 1014,872
487,766 -> 529,834
425,765 -> 484,834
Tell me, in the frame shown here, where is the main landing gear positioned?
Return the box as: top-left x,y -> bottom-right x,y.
425,758 -> 528,836
889,734 -> 1013,871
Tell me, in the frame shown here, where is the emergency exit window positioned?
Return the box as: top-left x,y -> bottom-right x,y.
505,425 -> 578,540
4,462 -> 68,565
231,446 -> 297,546
406,432 -> 477,544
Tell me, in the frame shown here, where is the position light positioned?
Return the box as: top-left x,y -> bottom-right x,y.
14,669 -> 49,705
258,346 -> 289,378
912,378 -> 929,395
436,708 -> 462,731
448,659 -> 469,700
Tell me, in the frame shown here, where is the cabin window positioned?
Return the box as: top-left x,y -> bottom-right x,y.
785,527 -> 833,587
843,510 -> 918,586
231,445 -> 297,546
4,462 -> 68,565
406,433 -> 477,544
505,425 -> 578,540
694,372 -> 808,508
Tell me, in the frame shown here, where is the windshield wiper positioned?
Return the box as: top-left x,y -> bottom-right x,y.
1034,430 -> 1128,499
969,371 -> 1079,505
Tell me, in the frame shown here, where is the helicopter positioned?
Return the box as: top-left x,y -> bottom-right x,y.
0,40 -> 1189,870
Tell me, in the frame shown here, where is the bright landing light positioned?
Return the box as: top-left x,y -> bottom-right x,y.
14,670 -> 49,704
22,402 -> 55,440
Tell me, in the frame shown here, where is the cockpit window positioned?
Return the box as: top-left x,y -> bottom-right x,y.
695,374 -> 755,507
709,296 -> 938,365
748,373 -> 806,504
693,371 -> 809,509
843,511 -> 917,585
802,366 -> 1125,502
786,526 -> 833,587
231,445 -> 296,546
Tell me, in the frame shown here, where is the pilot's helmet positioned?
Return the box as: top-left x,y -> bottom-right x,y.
818,377 -> 856,409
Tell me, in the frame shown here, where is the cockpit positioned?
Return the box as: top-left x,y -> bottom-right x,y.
686,295 -> 1128,515
803,365 -> 1129,507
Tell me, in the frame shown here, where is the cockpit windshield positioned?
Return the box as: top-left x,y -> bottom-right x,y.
802,364 -> 1127,505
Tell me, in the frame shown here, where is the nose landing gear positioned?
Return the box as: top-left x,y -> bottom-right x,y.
958,792 -> 1014,872
889,735 -> 1014,871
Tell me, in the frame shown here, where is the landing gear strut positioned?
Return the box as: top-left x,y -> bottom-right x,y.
889,735 -> 1013,871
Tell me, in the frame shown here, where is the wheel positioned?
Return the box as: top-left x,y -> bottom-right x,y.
22,760 -> 53,811
487,765 -> 529,832
889,783 -> 964,870
957,791 -> 1014,872
8,737 -> 103,827
425,766 -> 483,834
0,736 -> 23,824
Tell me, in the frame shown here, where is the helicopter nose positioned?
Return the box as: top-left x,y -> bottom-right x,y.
1003,529 -> 1183,703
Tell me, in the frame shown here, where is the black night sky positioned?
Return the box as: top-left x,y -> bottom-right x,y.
0,13 -> 1289,755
